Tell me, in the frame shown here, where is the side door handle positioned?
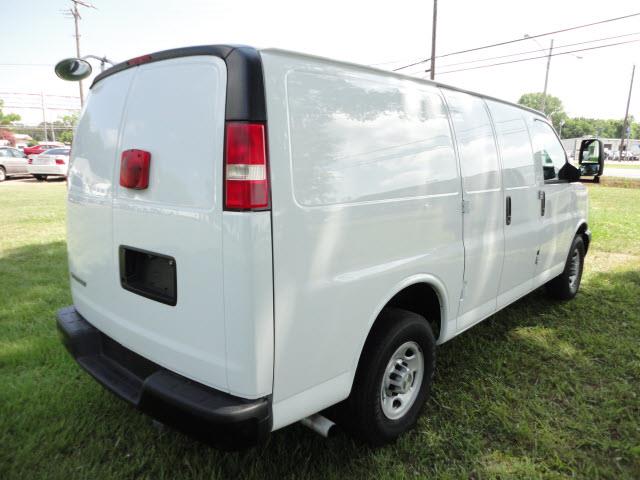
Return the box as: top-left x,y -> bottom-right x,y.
506,196 -> 512,225
539,190 -> 546,216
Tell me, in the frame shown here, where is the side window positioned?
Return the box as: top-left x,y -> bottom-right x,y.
0,149 -> 8,157
486,101 -> 535,188
529,120 -> 567,181
443,90 -> 500,192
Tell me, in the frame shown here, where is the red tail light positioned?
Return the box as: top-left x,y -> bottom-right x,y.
120,149 -> 151,189
224,122 -> 269,210
55,158 -> 65,165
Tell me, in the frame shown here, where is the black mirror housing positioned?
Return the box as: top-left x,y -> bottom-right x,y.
578,138 -> 604,178
558,162 -> 581,182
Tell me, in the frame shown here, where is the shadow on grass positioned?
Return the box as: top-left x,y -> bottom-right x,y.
2,241 -> 639,479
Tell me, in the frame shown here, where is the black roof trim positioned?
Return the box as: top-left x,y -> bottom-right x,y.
91,45 -> 266,122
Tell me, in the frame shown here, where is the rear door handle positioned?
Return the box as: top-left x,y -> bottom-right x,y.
506,196 -> 512,225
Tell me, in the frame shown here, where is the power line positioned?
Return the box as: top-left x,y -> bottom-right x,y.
1,105 -> 80,111
436,31 -> 640,69
435,38 -> 640,75
393,11 -> 640,71
0,92 -> 80,99
0,63 -> 53,67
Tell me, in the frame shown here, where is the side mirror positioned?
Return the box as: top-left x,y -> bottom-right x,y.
558,162 -> 581,182
578,138 -> 604,179
54,58 -> 92,81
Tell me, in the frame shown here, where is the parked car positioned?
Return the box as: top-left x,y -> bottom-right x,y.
0,146 -> 29,181
56,45 -> 591,450
23,143 -> 64,159
27,147 -> 70,180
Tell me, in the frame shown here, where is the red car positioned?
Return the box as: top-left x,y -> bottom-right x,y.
23,144 -> 62,158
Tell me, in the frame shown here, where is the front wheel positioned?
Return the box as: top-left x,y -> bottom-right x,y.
342,308 -> 436,446
545,235 -> 585,300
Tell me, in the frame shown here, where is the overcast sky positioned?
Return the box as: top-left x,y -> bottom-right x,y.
1,0 -> 639,125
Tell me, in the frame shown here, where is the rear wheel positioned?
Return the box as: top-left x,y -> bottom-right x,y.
34,175 -> 47,182
0,167 -> 5,182
342,308 -> 436,446
545,235 -> 585,300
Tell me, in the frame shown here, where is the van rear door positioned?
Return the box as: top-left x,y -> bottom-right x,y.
68,55 -> 229,391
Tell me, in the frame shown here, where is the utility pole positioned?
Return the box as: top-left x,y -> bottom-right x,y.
541,39 -> 554,114
64,1 -> 96,107
620,64 -> 635,159
40,92 -> 48,142
430,0 -> 438,80
71,1 -> 84,106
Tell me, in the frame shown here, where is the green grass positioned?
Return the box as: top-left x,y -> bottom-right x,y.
1,180 -> 639,479
605,163 -> 640,169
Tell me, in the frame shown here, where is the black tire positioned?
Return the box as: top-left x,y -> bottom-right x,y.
342,308 -> 436,446
0,166 -> 6,182
34,175 -> 47,182
545,235 -> 585,300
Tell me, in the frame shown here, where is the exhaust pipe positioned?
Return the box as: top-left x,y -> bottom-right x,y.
300,414 -> 336,438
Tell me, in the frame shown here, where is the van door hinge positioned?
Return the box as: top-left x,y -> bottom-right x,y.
461,199 -> 471,214
535,249 -> 540,265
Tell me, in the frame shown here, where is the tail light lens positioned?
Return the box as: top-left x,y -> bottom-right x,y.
120,149 -> 151,189
55,158 -> 65,165
224,122 -> 269,210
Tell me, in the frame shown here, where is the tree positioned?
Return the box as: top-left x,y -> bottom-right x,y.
0,128 -> 16,146
53,112 -> 79,144
0,100 -> 21,125
517,92 -> 567,131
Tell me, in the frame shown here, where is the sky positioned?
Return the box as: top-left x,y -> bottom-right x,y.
1,0 -> 638,125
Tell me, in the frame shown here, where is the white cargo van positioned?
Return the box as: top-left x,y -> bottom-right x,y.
56,45 -> 595,449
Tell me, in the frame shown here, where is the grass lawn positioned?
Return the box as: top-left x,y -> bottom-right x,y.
1,180 -> 639,479
605,163 -> 640,169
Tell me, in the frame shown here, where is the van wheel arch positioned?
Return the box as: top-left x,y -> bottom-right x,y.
353,282 -> 443,371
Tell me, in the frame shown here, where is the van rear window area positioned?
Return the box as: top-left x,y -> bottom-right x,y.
286,71 -> 458,206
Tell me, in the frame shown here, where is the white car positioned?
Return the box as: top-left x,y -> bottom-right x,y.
27,147 -> 70,180
56,45 -> 591,449
0,146 -> 29,181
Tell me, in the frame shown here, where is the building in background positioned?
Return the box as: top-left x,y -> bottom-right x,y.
562,137 -> 640,161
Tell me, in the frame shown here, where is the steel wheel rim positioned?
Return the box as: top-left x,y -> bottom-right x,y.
380,341 -> 424,420
0,169 -> 5,181
568,248 -> 580,288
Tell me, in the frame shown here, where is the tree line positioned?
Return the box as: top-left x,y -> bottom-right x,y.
0,100 -> 77,146
518,92 -> 638,140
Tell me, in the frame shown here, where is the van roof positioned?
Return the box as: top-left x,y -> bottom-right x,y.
260,47 -> 547,119
92,44 -> 546,121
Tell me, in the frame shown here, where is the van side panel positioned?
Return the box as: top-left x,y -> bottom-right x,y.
442,89 -> 504,332
261,50 -> 464,429
486,100 -> 542,309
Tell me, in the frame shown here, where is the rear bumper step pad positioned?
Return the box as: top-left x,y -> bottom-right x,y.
56,306 -> 272,449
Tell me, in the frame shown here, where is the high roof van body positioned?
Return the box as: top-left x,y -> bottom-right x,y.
57,45 -> 591,448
